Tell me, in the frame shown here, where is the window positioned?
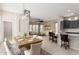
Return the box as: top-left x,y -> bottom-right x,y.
40,25 -> 43,33
29,24 -> 43,34
29,24 -> 39,33
29,25 -> 32,32
35,25 -> 38,33
33,25 -> 36,32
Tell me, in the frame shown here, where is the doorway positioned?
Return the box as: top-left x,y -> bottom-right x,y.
4,21 -> 12,40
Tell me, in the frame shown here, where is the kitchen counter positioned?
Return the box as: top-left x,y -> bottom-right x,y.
58,32 -> 79,50
68,34 -> 79,36
67,33 -> 79,50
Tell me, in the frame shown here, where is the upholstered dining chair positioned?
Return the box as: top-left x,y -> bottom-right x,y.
3,38 -> 12,55
37,36 -> 43,40
24,42 -> 42,55
4,38 -> 21,55
32,35 -> 38,39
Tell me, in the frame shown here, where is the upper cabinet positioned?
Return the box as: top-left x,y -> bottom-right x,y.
60,20 -> 79,29
63,20 -> 70,28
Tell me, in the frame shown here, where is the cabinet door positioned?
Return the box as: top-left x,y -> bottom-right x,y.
60,21 -> 64,30
66,21 -> 70,28
64,20 -> 70,28
70,20 -> 78,28
77,20 -> 79,28
63,20 -> 66,28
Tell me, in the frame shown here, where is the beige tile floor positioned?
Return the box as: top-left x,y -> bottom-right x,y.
1,36 -> 79,55
0,43 -> 7,55
41,36 -> 79,55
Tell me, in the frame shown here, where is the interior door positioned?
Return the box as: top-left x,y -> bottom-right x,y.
4,21 -> 12,40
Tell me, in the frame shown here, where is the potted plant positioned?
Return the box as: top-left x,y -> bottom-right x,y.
23,33 -> 27,38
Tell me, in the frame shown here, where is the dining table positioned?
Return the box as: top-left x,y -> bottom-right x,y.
14,36 -> 43,49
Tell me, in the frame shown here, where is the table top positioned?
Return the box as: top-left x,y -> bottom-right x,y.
14,37 -> 43,48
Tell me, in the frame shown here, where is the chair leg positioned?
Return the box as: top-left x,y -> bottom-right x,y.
54,38 -> 57,43
64,42 -> 70,50
61,41 -> 69,49
68,42 -> 69,48
61,41 -> 63,48
52,37 -> 54,42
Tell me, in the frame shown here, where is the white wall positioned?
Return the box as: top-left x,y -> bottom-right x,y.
0,10 -> 20,39
0,10 -> 29,40
0,4 -> 30,40
20,15 -> 29,35
0,12 -> 3,40
0,11 -> 23,40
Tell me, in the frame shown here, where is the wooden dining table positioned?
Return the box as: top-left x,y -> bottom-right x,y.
14,37 -> 43,49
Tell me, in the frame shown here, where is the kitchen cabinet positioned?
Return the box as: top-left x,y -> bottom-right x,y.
63,20 -> 70,28
60,20 -> 79,29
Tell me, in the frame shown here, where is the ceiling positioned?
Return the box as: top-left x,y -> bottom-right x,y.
1,3 -> 79,21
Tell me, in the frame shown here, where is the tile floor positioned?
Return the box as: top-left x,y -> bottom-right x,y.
1,36 -> 79,55
42,36 -> 79,55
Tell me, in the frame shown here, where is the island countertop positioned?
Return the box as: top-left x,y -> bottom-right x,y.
67,33 -> 79,50
68,34 -> 79,36
58,32 -> 79,50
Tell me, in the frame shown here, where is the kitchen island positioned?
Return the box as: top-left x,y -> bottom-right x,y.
57,32 -> 79,50
68,33 -> 79,50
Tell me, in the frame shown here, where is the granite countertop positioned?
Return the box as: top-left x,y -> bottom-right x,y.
66,32 -> 79,34
67,32 -> 79,36
65,32 -> 79,36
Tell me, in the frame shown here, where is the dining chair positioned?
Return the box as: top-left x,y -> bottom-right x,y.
32,35 -> 38,39
24,42 -> 42,55
51,32 -> 55,42
49,32 -> 52,41
3,38 -> 12,55
4,38 -> 22,55
37,36 -> 43,40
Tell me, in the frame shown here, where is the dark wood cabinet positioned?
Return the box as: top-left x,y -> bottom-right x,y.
60,21 -> 64,30
60,20 -> 79,29
69,20 -> 79,28
63,20 -> 70,28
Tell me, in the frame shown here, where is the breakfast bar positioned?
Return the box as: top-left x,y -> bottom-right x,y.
68,33 -> 79,50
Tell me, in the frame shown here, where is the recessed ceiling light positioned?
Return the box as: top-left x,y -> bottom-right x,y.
67,9 -> 71,12
74,17 -> 78,20
68,18 -> 72,20
70,12 -> 74,15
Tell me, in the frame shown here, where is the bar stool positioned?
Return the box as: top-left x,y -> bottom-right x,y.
49,32 -> 52,41
51,32 -> 55,42
54,35 -> 57,43
49,32 -> 57,43
60,34 -> 69,49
